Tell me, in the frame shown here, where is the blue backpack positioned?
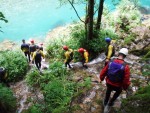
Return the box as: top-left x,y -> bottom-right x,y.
107,60 -> 126,82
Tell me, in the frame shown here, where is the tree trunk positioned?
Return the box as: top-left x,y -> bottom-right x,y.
96,0 -> 104,30
87,0 -> 94,40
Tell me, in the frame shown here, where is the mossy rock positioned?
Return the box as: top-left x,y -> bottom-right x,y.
130,45 -> 150,56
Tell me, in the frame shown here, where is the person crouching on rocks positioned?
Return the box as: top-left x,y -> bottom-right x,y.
78,48 -> 89,69
32,46 -> 45,70
63,45 -> 73,69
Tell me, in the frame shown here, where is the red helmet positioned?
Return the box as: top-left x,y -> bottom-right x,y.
78,48 -> 84,53
63,46 -> 68,50
40,43 -> 43,46
30,39 -> 34,43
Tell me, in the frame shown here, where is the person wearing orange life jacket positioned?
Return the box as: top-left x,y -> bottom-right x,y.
21,39 -> 31,62
29,39 -> 37,59
32,46 -> 45,70
63,46 -> 73,68
100,48 -> 130,107
105,37 -> 115,65
78,48 -> 89,68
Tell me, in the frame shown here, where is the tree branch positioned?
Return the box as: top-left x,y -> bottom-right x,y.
67,0 -> 85,23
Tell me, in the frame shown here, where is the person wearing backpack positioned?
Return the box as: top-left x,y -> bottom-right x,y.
29,39 -> 37,59
105,37 -> 115,65
78,48 -> 89,68
21,39 -> 30,62
63,46 -> 73,69
100,48 -> 130,107
32,46 -> 45,70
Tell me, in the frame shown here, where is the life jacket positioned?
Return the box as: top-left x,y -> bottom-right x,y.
107,59 -> 126,82
35,51 -> 42,61
21,43 -> 29,52
30,44 -> 36,52
40,47 -> 43,51
68,49 -> 73,59
105,44 -> 115,57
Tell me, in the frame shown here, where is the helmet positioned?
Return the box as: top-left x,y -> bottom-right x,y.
40,43 -> 43,46
63,46 -> 68,50
119,48 -> 128,56
78,48 -> 84,53
30,39 -> 34,43
105,37 -> 111,43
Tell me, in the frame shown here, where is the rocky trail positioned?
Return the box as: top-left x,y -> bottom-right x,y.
9,52 -> 149,113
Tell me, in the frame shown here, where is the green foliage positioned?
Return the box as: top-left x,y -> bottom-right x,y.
119,85 -> 150,113
26,61 -> 92,113
0,50 -> 28,82
43,79 -> 74,113
124,34 -> 135,45
0,84 -> 16,113
46,39 -> 64,59
26,67 -> 41,87
0,12 -> 8,32
142,63 -> 150,77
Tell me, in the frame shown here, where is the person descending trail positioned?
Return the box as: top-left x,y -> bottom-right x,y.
63,46 -> 73,69
29,39 -> 37,61
21,39 -> 30,62
39,43 -> 43,51
32,46 -> 45,70
100,48 -> 130,112
105,37 -> 115,66
78,48 -> 89,69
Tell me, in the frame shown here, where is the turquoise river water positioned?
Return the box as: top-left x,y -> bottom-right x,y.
0,0 -> 149,42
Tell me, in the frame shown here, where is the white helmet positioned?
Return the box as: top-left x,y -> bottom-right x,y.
119,48 -> 128,56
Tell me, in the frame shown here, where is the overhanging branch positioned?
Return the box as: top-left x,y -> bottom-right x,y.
67,0 -> 85,23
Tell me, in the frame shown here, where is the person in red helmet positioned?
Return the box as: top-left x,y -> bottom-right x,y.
32,46 -> 45,70
39,43 -> 43,51
78,48 -> 89,68
29,39 -> 37,61
100,48 -> 130,108
63,46 -> 73,68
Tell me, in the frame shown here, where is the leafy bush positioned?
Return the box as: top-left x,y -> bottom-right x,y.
124,34 -> 135,45
0,50 -> 28,82
46,39 -> 64,59
26,67 -> 41,87
25,61 -> 92,113
119,85 -> 150,113
0,84 -> 17,113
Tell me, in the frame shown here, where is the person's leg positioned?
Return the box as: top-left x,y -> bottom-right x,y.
35,61 -> 39,70
104,84 -> 113,106
82,59 -> 88,69
39,61 -> 41,69
108,86 -> 122,106
27,52 -> 31,62
67,59 -> 72,68
24,52 -> 27,57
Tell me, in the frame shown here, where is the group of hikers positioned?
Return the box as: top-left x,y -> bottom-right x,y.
21,39 -> 45,70
63,37 -> 130,110
0,37 -> 130,111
